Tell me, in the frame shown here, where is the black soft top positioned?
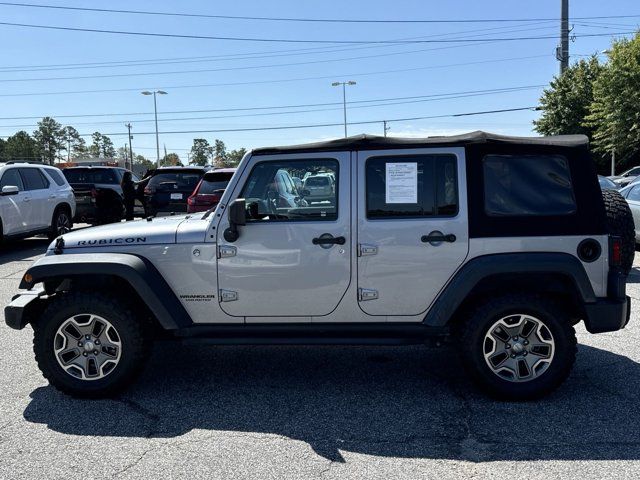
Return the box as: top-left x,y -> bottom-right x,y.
252,131 -> 588,155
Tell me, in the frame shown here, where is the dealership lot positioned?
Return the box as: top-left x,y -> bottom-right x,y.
1,237 -> 640,479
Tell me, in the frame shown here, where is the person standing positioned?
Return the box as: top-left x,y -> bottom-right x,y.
121,171 -> 136,221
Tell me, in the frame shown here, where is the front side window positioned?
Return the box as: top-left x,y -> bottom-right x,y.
241,159 -> 338,222
20,168 -> 49,190
1,169 -> 24,191
366,154 -> 458,219
483,154 -> 576,216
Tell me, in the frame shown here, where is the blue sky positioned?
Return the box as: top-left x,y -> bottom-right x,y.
0,0 -> 638,162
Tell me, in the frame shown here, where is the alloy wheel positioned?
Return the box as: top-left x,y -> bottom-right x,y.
482,314 -> 555,382
54,314 -> 122,381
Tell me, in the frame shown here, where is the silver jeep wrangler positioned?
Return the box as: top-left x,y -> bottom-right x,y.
5,132 -> 634,400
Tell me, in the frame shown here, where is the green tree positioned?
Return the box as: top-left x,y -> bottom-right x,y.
33,116 -> 64,164
134,154 -> 155,172
0,138 -> 5,161
226,147 -> 247,166
534,56 -> 603,138
89,132 -> 117,158
61,126 -> 86,161
586,34 -> 640,168
213,139 -> 227,167
190,138 -> 213,166
4,131 -> 39,161
160,152 -> 182,166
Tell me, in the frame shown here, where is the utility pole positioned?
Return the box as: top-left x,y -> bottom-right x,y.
126,123 -> 133,170
557,0 -> 570,73
611,147 -> 616,176
141,90 -> 167,167
383,121 -> 390,137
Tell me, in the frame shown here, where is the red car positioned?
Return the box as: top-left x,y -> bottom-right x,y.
187,168 -> 237,213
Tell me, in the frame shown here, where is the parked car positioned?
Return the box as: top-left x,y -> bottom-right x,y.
302,173 -> 335,202
62,166 -> 138,224
0,162 -> 75,241
608,166 -> 640,188
598,175 -> 618,191
618,183 -> 640,243
6,132 -> 634,400
143,166 -> 209,216
187,168 -> 236,213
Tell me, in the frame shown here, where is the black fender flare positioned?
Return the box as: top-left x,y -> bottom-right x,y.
20,253 -> 192,330
423,252 -> 596,327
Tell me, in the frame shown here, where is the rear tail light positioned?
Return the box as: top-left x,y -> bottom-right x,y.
90,188 -> 97,198
187,195 -> 196,206
144,186 -> 153,194
610,236 -> 622,267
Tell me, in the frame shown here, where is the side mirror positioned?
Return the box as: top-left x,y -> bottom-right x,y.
1,185 -> 19,196
223,198 -> 246,242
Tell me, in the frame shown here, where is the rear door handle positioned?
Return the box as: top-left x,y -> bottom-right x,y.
421,233 -> 456,243
312,235 -> 346,246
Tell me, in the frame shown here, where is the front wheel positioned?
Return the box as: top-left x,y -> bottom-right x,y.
33,293 -> 152,398
459,294 -> 576,400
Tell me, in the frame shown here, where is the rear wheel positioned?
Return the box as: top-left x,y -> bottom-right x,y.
48,206 -> 72,240
459,294 -> 576,400
33,293 -> 151,398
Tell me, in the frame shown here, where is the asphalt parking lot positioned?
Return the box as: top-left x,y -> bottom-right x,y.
1,236 -> 640,479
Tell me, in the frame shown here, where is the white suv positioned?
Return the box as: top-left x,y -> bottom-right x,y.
0,162 -> 76,242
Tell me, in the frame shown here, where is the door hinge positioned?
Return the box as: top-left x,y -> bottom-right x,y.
358,288 -> 379,301
217,245 -> 237,259
219,289 -> 238,302
358,244 -> 378,257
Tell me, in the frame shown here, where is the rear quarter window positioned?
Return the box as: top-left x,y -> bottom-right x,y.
483,154 -> 576,216
44,168 -> 67,186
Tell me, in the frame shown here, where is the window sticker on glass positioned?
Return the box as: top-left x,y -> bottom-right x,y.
385,163 -> 418,204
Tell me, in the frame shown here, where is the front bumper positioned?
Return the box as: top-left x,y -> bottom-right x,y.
4,288 -> 46,330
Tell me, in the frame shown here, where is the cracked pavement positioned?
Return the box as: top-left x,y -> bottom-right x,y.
1,238 -> 640,479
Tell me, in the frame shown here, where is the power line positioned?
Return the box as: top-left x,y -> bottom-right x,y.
0,54 -> 549,97
0,21 -> 558,73
0,50 -> 550,83
0,23 -> 558,74
0,2 -> 639,24
0,84 -> 544,121
0,20 -> 633,44
0,86 -> 543,129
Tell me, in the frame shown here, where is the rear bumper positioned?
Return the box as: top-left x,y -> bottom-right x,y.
583,271 -> 631,333
4,288 -> 46,330
584,296 -> 631,333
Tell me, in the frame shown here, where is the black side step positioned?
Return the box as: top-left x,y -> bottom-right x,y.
170,323 -> 448,346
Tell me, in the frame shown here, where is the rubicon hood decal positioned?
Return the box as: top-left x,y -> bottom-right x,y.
56,215 -> 191,249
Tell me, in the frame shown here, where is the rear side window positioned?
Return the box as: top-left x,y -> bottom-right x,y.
1,168 -> 24,191
483,154 -> 576,216
627,185 -> 640,201
20,168 -> 49,190
366,155 -> 458,219
198,172 -> 234,194
45,168 -> 67,186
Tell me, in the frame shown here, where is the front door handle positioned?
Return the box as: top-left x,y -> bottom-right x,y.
312,235 -> 346,246
421,233 -> 456,243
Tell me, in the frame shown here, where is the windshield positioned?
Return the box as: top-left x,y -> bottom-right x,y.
198,172 -> 234,194
148,171 -> 202,191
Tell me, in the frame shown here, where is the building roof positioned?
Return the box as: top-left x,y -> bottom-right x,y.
252,131 -> 589,155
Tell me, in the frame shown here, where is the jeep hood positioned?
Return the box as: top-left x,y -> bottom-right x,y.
52,215 -> 209,251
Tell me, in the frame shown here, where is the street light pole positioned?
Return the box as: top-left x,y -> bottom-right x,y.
332,81 -> 356,138
141,90 -> 167,168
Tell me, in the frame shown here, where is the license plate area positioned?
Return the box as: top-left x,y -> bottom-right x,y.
170,193 -> 182,200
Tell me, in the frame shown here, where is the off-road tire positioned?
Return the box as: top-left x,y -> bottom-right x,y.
459,294 -> 577,401
602,189 -> 635,274
33,292 -> 151,398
